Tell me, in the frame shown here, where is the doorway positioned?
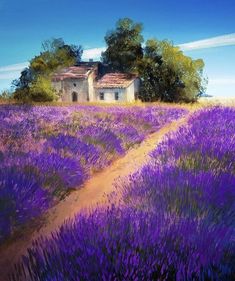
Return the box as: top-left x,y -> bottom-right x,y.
72,92 -> 78,102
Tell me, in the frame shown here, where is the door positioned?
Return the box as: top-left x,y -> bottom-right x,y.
72,92 -> 78,102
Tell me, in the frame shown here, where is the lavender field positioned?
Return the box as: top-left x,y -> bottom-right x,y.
9,106 -> 235,281
0,104 -> 186,244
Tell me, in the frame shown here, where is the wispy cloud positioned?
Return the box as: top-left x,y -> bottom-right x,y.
0,71 -> 24,80
0,62 -> 29,73
82,47 -> 106,60
207,77 -> 235,97
178,33 -> 235,51
209,77 -> 235,85
0,47 -> 106,81
1,37 -> 235,88
0,62 -> 29,81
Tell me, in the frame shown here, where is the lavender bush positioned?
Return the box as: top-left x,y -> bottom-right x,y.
11,106 -> 235,281
0,104 -> 186,243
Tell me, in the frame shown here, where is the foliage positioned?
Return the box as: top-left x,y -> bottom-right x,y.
102,18 -> 207,103
12,68 -> 32,91
28,76 -> 57,102
30,38 -> 82,76
101,18 -> 144,72
12,38 -> 83,102
139,39 -> 207,102
0,90 -> 13,101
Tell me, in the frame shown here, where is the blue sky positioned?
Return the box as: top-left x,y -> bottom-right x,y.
0,0 -> 235,97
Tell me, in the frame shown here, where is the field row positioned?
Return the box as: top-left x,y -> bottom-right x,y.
11,106 -> 235,281
0,104 -> 186,243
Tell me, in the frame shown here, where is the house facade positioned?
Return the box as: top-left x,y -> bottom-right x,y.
52,63 -> 98,102
95,73 -> 140,102
52,63 -> 140,103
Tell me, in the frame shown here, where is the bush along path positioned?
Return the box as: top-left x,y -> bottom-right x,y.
0,110 -> 194,281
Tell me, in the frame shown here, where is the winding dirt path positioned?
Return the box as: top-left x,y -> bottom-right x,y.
0,111 -> 194,280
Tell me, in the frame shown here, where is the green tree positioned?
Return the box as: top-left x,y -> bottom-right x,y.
102,18 -> 206,103
102,18 -> 144,72
30,38 -> 82,75
13,38 -> 83,102
12,67 -> 32,91
29,76 -> 57,102
139,39 -> 207,102
0,90 -> 13,102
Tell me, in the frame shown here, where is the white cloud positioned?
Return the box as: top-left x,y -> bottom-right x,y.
206,77 -> 235,98
209,77 -> 235,85
0,62 -> 28,73
178,33 -> 235,51
1,39 -> 235,91
0,47 -> 107,84
0,46 -> 106,79
0,71 -> 24,80
0,62 -> 29,81
82,47 -> 106,61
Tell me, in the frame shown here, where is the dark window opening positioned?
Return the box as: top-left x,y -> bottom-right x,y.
73,83 -> 77,87
99,92 -> 104,100
115,92 -> 119,101
72,92 -> 78,102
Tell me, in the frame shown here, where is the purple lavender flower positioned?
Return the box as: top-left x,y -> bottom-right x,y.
9,106 -> 235,280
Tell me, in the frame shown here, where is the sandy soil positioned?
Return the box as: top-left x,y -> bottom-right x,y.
0,111 -> 194,281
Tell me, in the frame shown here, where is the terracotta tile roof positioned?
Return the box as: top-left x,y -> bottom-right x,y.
95,73 -> 137,89
52,66 -> 95,81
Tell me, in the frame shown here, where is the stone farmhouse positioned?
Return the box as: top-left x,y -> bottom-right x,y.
52,62 -> 140,103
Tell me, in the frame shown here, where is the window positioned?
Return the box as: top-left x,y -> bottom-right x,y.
115,92 -> 119,101
99,92 -> 104,100
73,83 -> 77,87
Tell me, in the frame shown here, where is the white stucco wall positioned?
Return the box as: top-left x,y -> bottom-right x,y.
95,78 -> 140,103
52,78 -> 89,102
52,75 -> 140,103
126,78 -> 140,102
88,72 -> 96,102
95,88 -> 126,102
64,79 -> 89,102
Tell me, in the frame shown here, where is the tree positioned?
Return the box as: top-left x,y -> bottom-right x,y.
0,90 -> 13,102
101,18 -> 144,72
102,18 -> 206,103
30,38 -> 83,76
12,67 -> 33,90
139,39 -> 207,102
29,76 -> 57,102
13,38 -> 83,102
137,39 -> 163,101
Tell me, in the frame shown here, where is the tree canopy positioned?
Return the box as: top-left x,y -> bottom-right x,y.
12,19 -> 206,103
101,18 -> 144,73
139,39 -> 206,102
102,18 -> 207,102
13,38 -> 83,102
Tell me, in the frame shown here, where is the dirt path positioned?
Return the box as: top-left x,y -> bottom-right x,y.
0,111 -> 194,280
